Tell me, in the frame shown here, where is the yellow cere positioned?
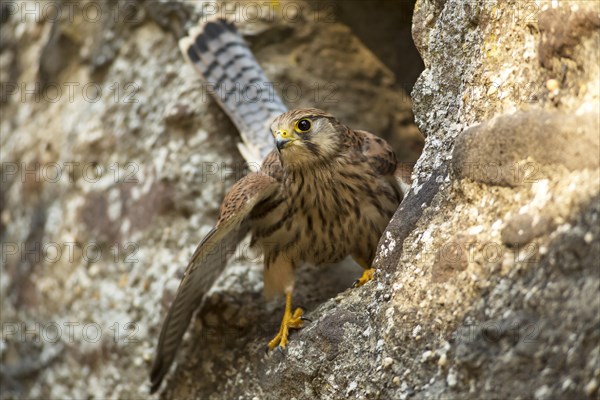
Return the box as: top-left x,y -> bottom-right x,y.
278,129 -> 291,138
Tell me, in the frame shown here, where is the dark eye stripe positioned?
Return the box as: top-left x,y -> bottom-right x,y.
304,140 -> 320,155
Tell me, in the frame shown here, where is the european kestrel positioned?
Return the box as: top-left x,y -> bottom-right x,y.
150,19 -> 411,393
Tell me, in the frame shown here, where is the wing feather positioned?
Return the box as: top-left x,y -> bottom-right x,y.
150,172 -> 278,392
355,129 -> 397,176
354,129 -> 413,196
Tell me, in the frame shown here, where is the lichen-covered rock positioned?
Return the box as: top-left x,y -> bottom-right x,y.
381,0 -> 600,398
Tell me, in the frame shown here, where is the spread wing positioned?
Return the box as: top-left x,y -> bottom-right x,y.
150,172 -> 279,393
179,18 -> 287,165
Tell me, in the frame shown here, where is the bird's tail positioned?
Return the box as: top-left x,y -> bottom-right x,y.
179,18 -> 287,165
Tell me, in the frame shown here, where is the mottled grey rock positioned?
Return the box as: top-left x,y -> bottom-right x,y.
375,166 -> 445,271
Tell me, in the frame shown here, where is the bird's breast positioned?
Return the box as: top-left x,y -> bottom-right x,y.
250,161 -> 400,267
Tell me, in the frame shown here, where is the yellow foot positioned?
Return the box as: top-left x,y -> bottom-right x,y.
267,292 -> 305,350
354,268 -> 376,287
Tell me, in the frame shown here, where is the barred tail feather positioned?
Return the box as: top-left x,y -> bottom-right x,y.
179,18 -> 287,164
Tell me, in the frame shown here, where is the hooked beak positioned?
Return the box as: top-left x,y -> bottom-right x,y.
275,129 -> 296,151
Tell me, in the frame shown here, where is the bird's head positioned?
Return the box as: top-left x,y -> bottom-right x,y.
270,108 -> 345,168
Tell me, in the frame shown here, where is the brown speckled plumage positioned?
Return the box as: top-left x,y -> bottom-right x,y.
251,109 -> 402,276
151,20 -> 410,393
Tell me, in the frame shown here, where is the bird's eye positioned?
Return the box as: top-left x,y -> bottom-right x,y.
294,118 -> 311,133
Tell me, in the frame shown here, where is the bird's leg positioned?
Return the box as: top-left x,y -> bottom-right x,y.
353,257 -> 376,287
267,291 -> 305,350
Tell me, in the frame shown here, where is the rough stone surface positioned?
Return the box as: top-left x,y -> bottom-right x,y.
500,213 -> 552,247
452,110 -> 600,186
1,1 -> 599,400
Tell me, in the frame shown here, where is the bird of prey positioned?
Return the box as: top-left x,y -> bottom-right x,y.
150,18 -> 411,393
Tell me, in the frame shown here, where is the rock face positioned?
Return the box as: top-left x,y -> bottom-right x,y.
1,1 -> 599,400
382,2 -> 600,399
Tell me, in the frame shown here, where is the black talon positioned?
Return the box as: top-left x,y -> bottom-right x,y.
300,316 -> 312,323
277,346 -> 285,356
352,279 -> 359,288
